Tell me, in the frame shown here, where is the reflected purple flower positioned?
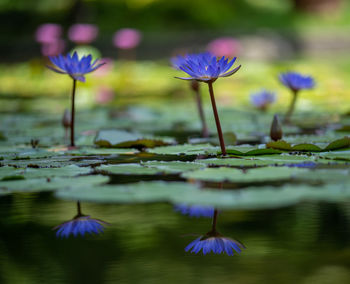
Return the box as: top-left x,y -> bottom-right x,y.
185,231 -> 245,256
250,89 -> 276,111
53,202 -> 109,238
54,215 -> 108,238
207,37 -> 240,58
113,28 -> 141,49
286,161 -> 317,168
35,23 -> 62,44
174,204 -> 214,218
68,24 -> 99,44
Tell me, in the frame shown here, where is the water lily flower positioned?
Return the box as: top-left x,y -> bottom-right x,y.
48,52 -> 104,82
279,72 -> 315,123
171,53 -> 209,138
174,204 -> 214,218
68,24 -> 99,45
53,202 -> 108,238
35,23 -> 62,45
250,89 -> 276,111
185,231 -> 245,256
286,161 -> 317,168
207,37 -> 240,58
175,52 -> 241,155
113,28 -> 141,50
47,52 -> 104,146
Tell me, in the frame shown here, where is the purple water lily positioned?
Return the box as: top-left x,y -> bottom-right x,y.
250,89 -> 276,111
174,204 -> 214,218
48,52 -> 104,82
279,72 -> 315,123
174,52 -> 241,155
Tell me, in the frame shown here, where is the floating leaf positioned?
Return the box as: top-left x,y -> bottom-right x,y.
143,161 -> 206,173
148,143 -> 218,155
181,167 -> 305,182
324,137 -> 350,151
94,129 -> 174,148
95,164 -> 161,175
0,175 -> 109,193
55,180 -> 350,210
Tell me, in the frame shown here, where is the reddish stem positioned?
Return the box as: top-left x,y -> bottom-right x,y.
70,79 -> 76,147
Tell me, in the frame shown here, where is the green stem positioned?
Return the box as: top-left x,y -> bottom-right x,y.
284,90 -> 298,123
208,81 -> 226,155
194,87 -> 209,138
70,79 -> 76,147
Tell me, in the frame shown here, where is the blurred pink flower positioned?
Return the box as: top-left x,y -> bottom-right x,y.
35,23 -> 62,44
94,58 -> 114,76
68,24 -> 99,44
41,39 -> 65,57
207,37 -> 240,58
113,28 -> 141,49
96,86 -> 115,104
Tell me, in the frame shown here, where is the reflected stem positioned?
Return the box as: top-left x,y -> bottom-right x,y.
211,209 -> 218,232
70,79 -> 76,147
77,201 -> 82,216
208,81 -> 226,156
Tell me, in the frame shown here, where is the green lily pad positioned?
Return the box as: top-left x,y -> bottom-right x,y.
143,161 -> 206,173
181,167 -> 305,182
267,137 -> 350,152
0,165 -> 91,180
94,129 -> 174,148
148,143 -> 218,155
0,175 -> 109,193
95,164 -> 161,175
55,180 -> 350,210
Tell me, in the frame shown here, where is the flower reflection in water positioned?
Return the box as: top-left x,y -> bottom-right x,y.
174,204 -> 214,218
53,201 -> 109,238
185,209 -> 245,256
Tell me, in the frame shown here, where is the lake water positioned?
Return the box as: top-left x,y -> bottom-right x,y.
0,194 -> 349,284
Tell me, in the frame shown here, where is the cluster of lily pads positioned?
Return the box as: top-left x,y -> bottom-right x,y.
0,51 -> 349,256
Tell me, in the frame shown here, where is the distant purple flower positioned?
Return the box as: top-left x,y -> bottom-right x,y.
279,72 -> 315,92
286,161 -> 317,168
250,89 -> 276,110
68,24 -> 99,44
175,52 -> 241,82
47,52 -> 104,82
113,28 -> 141,49
53,215 -> 108,238
207,37 -> 240,58
35,23 -> 62,44
174,204 -> 214,218
185,231 -> 245,256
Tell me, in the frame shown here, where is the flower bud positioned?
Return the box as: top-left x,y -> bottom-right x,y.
270,114 -> 283,141
62,109 -> 71,129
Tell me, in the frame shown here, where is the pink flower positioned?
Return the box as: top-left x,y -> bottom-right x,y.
207,37 -> 240,58
35,23 -> 62,44
41,39 -> 65,57
113,28 -> 141,49
95,86 -> 115,104
68,24 -> 99,44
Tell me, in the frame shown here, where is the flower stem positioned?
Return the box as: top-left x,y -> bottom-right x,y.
284,89 -> 298,123
193,86 -> 209,138
211,209 -> 219,232
77,201 -> 82,216
70,79 -> 76,147
208,81 -> 226,155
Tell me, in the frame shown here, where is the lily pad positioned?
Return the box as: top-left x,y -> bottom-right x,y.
181,167 -> 305,182
55,180 -> 350,210
143,161 -> 206,173
148,143 -> 218,155
95,164 -> 161,175
94,129 -> 174,148
0,175 -> 109,193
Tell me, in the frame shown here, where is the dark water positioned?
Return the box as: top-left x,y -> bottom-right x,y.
0,193 -> 349,284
